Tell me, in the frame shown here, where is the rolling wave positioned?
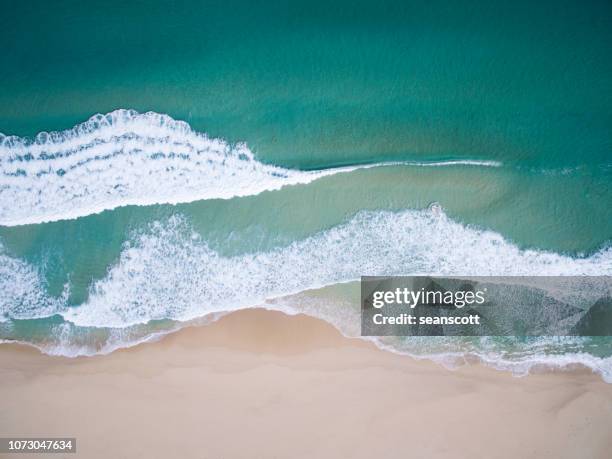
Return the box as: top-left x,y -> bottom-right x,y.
0,109 -> 500,226
2,208 -> 611,380
1,209 -> 609,328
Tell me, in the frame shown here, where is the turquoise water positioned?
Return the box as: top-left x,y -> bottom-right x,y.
1,1 -> 611,379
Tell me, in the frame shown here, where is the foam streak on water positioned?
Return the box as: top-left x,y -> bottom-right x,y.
2,209 -> 609,327
0,245 -> 69,321
1,210 -> 611,380
0,110 -> 500,226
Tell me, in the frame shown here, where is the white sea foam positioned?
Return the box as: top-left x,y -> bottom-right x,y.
52,209 -> 609,328
1,209 -> 611,379
1,208 -> 610,328
371,336 -> 612,383
0,109 -> 500,226
2,110 -> 609,380
0,244 -> 69,321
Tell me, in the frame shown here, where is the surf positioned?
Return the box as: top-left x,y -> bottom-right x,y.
1,208 -> 610,328
0,109 -> 501,226
1,208 -> 611,381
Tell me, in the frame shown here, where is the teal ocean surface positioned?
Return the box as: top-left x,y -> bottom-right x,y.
1,1 -> 611,380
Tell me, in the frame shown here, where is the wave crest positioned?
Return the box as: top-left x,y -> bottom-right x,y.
2,209 -> 611,381
0,110 -> 500,226
38,209 -> 612,327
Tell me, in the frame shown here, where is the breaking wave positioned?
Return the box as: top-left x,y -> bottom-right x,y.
1,209 -> 609,327
1,208 -> 611,380
0,109 -> 500,226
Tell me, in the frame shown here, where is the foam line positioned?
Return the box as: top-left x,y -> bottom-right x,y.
4,208 -> 608,327
1,209 -> 611,380
0,110 -> 500,226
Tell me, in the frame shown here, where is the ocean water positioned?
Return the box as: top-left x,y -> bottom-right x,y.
1,1 -> 612,380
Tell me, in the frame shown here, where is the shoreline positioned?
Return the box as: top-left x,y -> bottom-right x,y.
3,308 -> 610,383
1,308 -> 611,458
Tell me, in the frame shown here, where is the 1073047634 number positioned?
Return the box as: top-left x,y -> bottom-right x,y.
0,438 -> 76,453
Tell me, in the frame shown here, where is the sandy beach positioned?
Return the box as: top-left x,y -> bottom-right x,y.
1,308 -> 611,459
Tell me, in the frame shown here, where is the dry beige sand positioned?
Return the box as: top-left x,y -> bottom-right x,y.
1,308 -> 611,459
